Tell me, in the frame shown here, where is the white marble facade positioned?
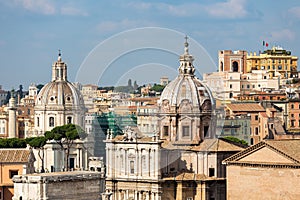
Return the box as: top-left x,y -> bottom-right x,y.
32,52 -> 87,172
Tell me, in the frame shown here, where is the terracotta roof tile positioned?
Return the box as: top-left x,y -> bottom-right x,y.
223,139 -> 300,165
163,172 -> 208,181
0,149 -> 31,163
191,139 -> 245,152
264,140 -> 300,162
226,103 -> 265,112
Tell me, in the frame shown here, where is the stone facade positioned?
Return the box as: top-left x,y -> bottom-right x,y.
223,140 -> 300,199
105,39 -> 246,200
13,171 -> 103,200
29,52 -> 88,172
105,126 -> 161,200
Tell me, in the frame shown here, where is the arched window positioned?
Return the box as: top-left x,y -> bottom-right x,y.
232,61 -> 239,72
67,116 -> 72,124
220,61 -> 224,71
49,117 -> 54,127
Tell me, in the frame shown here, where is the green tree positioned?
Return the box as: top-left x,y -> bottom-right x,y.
45,124 -> 86,170
0,138 -> 26,148
26,136 -> 47,172
223,136 -> 248,146
151,84 -> 165,93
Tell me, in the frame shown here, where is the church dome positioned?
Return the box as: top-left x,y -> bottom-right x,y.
35,81 -> 84,109
35,52 -> 84,109
33,52 -> 85,134
159,37 -> 214,111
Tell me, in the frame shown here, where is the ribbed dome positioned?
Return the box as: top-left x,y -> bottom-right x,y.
160,76 -> 213,109
33,52 -> 86,135
159,38 -> 214,111
35,81 -> 84,109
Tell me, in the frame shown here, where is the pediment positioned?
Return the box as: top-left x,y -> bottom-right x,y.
238,146 -> 295,164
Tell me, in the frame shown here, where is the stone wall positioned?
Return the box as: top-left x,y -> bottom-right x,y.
227,165 -> 300,199
13,171 -> 103,200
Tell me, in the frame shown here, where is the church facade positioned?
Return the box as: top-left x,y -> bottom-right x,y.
30,52 -> 89,172
105,39 -> 245,200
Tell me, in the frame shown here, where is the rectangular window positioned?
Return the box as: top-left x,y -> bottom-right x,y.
49,117 -> 54,127
163,126 -> 169,136
130,161 -> 134,174
255,115 -> 258,120
255,127 -> 259,135
209,168 -> 215,177
291,120 -> 295,127
182,126 -> 190,137
9,170 -> 18,179
229,84 -> 232,89
204,126 -> 209,137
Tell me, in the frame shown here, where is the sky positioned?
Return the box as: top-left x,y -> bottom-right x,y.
1,0 -> 300,90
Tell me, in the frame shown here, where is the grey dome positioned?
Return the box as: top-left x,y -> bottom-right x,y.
35,54 -> 85,111
35,81 -> 84,109
159,39 -> 214,111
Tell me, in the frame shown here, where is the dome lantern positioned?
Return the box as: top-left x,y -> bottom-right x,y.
179,36 -> 195,76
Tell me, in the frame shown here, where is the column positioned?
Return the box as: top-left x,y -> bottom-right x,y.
136,148 -> 139,176
194,182 -> 202,200
153,149 -> 156,177
77,148 -> 80,169
139,149 -> 143,177
151,192 -> 155,200
146,192 -> 150,200
176,182 -> 183,200
124,148 -> 128,176
107,148 -> 110,176
148,148 -> 151,177
201,182 -> 207,200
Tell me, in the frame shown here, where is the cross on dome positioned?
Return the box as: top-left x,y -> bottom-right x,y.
184,35 -> 189,54
58,49 -> 62,61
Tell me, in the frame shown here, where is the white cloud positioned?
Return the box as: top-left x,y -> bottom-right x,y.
127,2 -> 152,10
128,2 -> 203,17
288,7 -> 300,19
157,3 -> 203,17
270,29 -> 295,42
128,1 -> 249,19
96,19 -> 156,33
60,6 -> 88,16
205,0 -> 248,19
12,0 -> 55,15
0,40 -> 5,47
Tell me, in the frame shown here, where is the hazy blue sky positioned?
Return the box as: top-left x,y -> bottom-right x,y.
1,0 -> 300,89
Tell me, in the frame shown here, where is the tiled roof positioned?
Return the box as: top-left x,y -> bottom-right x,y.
163,172 -> 207,181
191,138 -> 246,152
260,112 -> 268,118
161,138 -> 245,152
223,139 -> 300,165
264,140 -> 300,162
226,103 -> 265,112
0,149 -> 31,163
